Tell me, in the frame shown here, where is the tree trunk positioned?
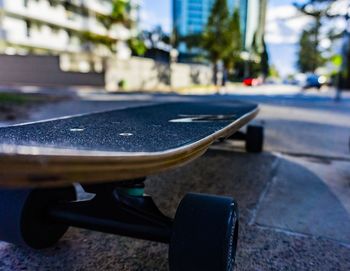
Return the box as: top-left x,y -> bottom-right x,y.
222,68 -> 227,86
213,62 -> 218,86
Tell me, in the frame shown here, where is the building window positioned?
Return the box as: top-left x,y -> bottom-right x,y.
64,3 -> 76,21
51,25 -> 59,34
25,20 -> 31,37
48,0 -> 59,7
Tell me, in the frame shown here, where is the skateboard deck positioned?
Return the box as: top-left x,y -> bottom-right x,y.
0,101 -> 258,187
0,101 -> 256,267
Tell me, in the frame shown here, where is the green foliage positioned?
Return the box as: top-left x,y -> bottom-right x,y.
202,0 -> 230,63
250,60 -> 263,78
97,0 -> 132,30
293,0 -> 333,18
260,37 -> 269,78
180,33 -> 203,50
294,0 -> 345,76
331,54 -> 342,67
171,28 -> 180,48
297,23 -> 325,73
118,79 -> 126,89
0,93 -> 51,105
128,38 -> 147,56
200,0 -> 247,84
0,93 -> 28,104
179,0 -> 269,81
82,0 -> 139,54
222,8 -> 242,71
269,65 -> 280,78
80,31 -> 116,51
142,26 -> 171,48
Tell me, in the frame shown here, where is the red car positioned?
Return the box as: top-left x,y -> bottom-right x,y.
243,78 -> 254,86
243,78 -> 262,86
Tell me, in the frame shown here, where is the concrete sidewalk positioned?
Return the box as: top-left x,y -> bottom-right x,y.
0,151 -> 349,270
0,86 -> 349,270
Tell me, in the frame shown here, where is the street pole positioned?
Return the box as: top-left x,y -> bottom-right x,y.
170,48 -> 179,91
335,9 -> 350,102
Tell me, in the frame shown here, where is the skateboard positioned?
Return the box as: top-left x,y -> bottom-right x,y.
0,101 -> 263,270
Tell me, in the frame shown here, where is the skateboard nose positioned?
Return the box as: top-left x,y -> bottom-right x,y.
169,114 -> 237,123
119,133 -> 133,137
70,128 -> 85,132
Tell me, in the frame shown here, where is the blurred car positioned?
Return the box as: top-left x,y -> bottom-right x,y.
243,77 -> 262,86
243,78 -> 254,86
282,78 -> 299,85
302,74 -> 327,90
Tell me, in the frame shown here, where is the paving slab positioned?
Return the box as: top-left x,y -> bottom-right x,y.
0,89 -> 349,270
237,222 -> 350,271
258,104 -> 350,159
0,150 -> 349,271
254,154 -> 350,244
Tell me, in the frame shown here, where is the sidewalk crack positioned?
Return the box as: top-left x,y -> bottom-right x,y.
248,155 -> 280,226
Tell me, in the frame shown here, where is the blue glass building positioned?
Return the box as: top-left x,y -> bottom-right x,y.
173,0 -> 238,55
173,0 -> 266,55
173,0 -> 237,37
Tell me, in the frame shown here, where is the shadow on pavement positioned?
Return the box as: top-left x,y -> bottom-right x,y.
1,150 -> 349,270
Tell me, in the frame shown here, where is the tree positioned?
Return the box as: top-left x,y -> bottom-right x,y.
97,0 -> 132,30
260,37 -> 269,79
128,38 -> 147,56
202,0 -> 231,85
222,8 -> 242,73
294,0 -> 334,20
179,0 -> 247,84
180,33 -> 203,51
89,0 -> 146,56
241,34 -> 270,79
139,26 -> 171,60
220,8 -> 243,86
141,26 -> 171,49
294,0 -> 350,89
269,65 -> 280,78
297,23 -> 324,72
294,1 -> 324,73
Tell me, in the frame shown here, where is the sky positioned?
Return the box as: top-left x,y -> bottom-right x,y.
139,0 -> 314,77
265,0 -> 313,76
140,0 -> 172,33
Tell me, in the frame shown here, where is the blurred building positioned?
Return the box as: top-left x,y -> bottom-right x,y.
173,0 -> 236,56
239,0 -> 267,53
173,0 -> 267,59
173,0 -> 235,36
0,0 -> 140,72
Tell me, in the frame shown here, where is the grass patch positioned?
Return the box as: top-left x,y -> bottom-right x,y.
0,92 -> 68,121
0,93 -> 50,105
0,93 -> 29,104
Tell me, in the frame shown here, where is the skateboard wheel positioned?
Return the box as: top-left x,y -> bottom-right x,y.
246,125 -> 264,153
169,193 -> 239,271
0,187 -> 75,249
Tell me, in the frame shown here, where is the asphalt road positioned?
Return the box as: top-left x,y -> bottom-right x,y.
0,84 -> 349,270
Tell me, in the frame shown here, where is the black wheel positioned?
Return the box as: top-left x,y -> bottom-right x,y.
169,193 -> 239,271
246,125 -> 264,153
0,186 -> 75,249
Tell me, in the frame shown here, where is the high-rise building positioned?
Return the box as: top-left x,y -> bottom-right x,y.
0,0 -> 139,60
173,0 -> 237,44
240,0 -> 267,53
173,0 -> 267,55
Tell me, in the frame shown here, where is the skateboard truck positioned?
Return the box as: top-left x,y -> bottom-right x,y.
227,124 -> 264,153
49,179 -> 173,243
0,178 -> 239,270
0,101 -> 259,270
